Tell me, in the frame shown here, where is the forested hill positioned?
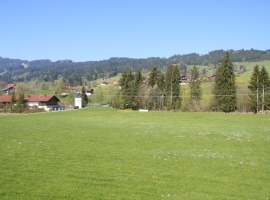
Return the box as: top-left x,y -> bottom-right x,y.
0,48 -> 270,83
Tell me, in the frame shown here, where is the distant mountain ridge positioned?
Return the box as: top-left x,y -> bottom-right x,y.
0,48 -> 270,84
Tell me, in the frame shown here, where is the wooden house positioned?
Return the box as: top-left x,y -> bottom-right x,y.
0,94 -> 60,111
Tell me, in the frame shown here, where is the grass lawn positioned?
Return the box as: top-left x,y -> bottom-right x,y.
0,108 -> 269,199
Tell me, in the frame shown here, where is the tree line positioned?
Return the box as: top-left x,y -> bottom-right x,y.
107,53 -> 270,113
1,53 -> 269,113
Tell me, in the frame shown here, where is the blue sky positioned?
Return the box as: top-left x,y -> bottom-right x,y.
0,0 -> 269,62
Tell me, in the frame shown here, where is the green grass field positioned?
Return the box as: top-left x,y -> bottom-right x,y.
1,108 -> 269,199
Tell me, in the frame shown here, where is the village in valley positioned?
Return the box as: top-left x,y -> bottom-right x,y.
0,72 -> 219,113
1,1 -> 270,199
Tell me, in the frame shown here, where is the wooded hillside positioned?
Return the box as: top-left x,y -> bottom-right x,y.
0,48 -> 269,83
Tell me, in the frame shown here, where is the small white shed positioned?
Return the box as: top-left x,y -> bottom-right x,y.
74,97 -> 82,109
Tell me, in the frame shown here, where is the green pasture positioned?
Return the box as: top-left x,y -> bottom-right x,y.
235,60 -> 270,76
0,108 -> 269,199
108,73 -> 122,81
31,89 -> 55,95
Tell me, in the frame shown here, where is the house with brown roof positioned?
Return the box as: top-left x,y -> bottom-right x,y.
25,95 -> 60,110
0,94 -> 60,111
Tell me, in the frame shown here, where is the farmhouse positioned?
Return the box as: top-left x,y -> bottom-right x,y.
1,83 -> 16,94
0,94 -> 60,111
86,88 -> 94,96
100,81 -> 109,86
25,95 -> 60,110
180,75 -> 188,85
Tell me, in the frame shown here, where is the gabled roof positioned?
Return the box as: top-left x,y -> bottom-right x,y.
0,96 -> 19,103
86,88 -> 94,92
2,86 -> 15,92
7,84 -> 16,87
0,95 -> 60,103
25,95 -> 60,102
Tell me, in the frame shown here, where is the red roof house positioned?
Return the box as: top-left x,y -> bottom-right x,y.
0,95 -> 60,111
2,83 -> 16,94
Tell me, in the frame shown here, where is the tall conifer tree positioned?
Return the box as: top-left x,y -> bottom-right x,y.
16,93 -> 25,113
165,64 -> 174,110
119,70 -> 127,87
125,70 -> 135,108
133,69 -> 143,109
258,66 -> 270,111
119,69 -> 135,109
81,86 -> 88,107
135,69 -> 143,87
189,66 -> 202,108
171,66 -> 181,109
148,66 -> 160,87
165,64 -> 181,110
212,52 -> 237,112
248,65 -> 260,112
157,73 -> 165,91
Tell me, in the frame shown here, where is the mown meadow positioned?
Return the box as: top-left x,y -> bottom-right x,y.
0,108 -> 269,199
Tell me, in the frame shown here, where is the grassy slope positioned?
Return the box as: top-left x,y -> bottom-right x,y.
0,108 -> 269,199
186,61 -> 270,100
31,89 -> 55,95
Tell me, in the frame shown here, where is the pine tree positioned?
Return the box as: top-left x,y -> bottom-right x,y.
212,52 -> 237,112
16,93 -> 25,113
119,70 -> 127,87
171,66 -> 181,110
248,65 -> 260,112
125,70 -> 135,109
135,69 -> 143,87
119,69 -> 135,109
157,73 -> 166,110
165,64 -> 181,110
119,70 -> 128,109
148,66 -> 159,87
259,66 -> 270,111
147,67 -> 167,110
81,86 -> 88,107
133,69 -> 143,109
157,73 -> 165,91
165,64 -> 174,110
189,66 -> 202,109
